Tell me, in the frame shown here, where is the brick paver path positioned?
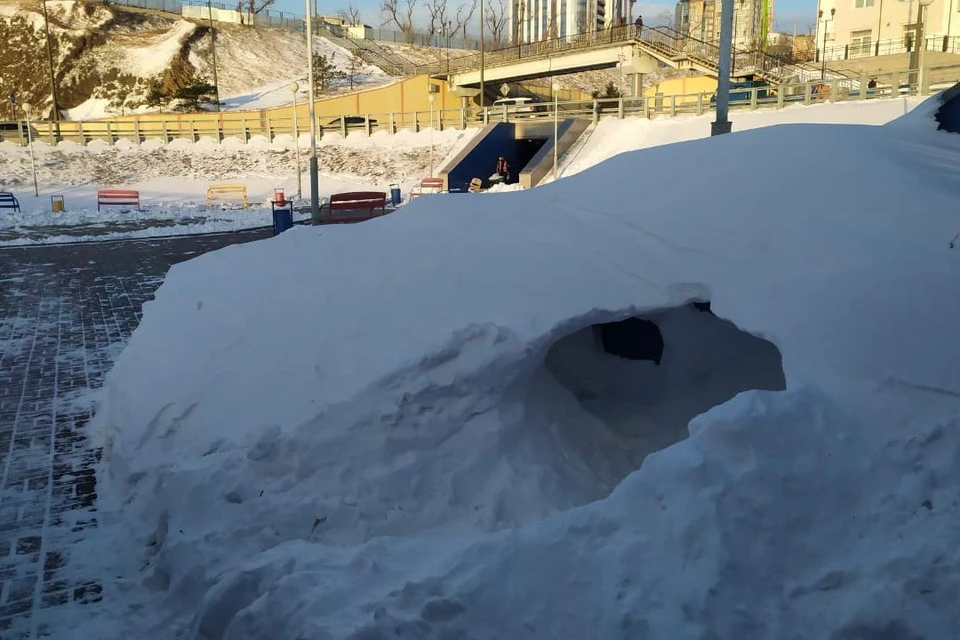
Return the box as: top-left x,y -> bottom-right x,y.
0,229 -> 271,638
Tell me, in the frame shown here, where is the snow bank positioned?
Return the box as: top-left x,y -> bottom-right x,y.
78,94 -> 960,638
558,96 -> 923,179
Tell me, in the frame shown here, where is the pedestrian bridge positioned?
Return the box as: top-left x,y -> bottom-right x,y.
436,25 -> 840,92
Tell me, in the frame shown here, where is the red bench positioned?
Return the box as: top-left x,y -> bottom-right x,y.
409,177 -> 445,200
320,191 -> 388,224
97,189 -> 141,212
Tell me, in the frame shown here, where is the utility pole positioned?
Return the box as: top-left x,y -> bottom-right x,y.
480,0 -> 486,109
40,0 -> 60,140
711,0 -> 733,136
306,0 -> 321,223
207,0 -> 221,112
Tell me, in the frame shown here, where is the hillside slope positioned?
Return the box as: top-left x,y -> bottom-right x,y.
0,0 -> 385,120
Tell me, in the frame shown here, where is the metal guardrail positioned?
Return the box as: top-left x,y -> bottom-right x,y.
820,34 -> 960,62
110,0 -> 303,29
1,66 -> 954,147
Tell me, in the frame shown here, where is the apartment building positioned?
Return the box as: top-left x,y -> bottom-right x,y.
510,0 -> 631,43
815,0 -> 960,60
675,0 -> 774,50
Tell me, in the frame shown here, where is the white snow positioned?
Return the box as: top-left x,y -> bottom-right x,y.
61,94 -> 960,638
124,20 -> 198,77
557,96 -> 925,179
0,128 -> 478,244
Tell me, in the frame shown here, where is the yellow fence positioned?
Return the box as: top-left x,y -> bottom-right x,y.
4,66 -> 956,146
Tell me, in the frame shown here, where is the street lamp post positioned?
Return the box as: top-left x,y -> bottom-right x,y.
23,103 -> 39,198
290,82 -> 303,198
207,0 -> 222,112
711,0 -> 734,136
40,0 -> 60,140
732,0 -> 744,71
552,78 -> 560,182
915,0 -> 935,93
479,0 -> 486,111
428,91 -> 437,177
305,1 -> 321,223
819,8 -> 834,80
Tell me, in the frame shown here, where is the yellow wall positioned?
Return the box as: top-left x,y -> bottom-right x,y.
71,75 -> 460,128
644,76 -> 717,102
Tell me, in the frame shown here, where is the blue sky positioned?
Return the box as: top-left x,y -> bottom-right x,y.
270,0 -> 816,35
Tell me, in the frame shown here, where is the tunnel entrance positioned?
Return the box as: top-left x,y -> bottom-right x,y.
442,123 -> 552,192
523,304 -> 786,485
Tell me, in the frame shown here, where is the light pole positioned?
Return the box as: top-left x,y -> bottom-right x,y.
207,0 -> 221,112
711,0 -> 734,136
23,103 -> 39,198
732,0 -> 744,71
480,0 -> 486,111
40,0 -> 60,140
305,1 -> 321,223
428,91 -> 437,177
915,0 -> 935,93
552,78 -> 560,182
290,82 -> 303,198
819,8 -> 834,80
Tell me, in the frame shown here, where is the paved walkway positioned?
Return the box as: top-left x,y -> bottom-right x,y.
0,229 -> 271,638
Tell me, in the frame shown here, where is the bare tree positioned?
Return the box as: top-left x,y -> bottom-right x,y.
381,0 -> 419,43
236,0 -> 275,24
653,9 -> 674,30
426,0 -> 450,37
345,53 -> 364,89
514,0 -> 526,42
454,0 -> 478,40
339,3 -> 362,24
485,0 -> 508,44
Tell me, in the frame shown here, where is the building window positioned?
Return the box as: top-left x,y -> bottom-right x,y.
851,29 -> 872,56
854,0 -> 875,7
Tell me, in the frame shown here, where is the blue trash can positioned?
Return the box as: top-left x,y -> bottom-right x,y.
390,184 -> 401,206
272,206 -> 293,236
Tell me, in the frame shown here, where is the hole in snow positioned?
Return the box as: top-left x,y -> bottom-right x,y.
526,303 -> 785,487
598,317 -> 664,364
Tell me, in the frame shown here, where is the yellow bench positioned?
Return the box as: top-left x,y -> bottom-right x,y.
206,183 -> 248,208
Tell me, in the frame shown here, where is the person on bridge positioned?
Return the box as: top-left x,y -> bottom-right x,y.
635,16 -> 643,36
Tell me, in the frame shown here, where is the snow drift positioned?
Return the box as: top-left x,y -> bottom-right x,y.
87,96 -> 960,638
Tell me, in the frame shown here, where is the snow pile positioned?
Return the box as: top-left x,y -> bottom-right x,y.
78,96 -> 960,637
558,96 -> 924,179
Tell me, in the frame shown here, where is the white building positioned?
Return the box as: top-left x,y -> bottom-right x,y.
674,0 -> 774,51
815,0 -> 960,61
510,0 -> 623,44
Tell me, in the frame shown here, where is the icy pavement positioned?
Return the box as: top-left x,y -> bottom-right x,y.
0,229 -> 271,637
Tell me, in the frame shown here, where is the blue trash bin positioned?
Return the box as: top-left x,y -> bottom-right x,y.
390,184 -> 401,206
272,206 -> 293,236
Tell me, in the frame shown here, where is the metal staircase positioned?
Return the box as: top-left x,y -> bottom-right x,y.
635,26 -> 857,83
314,25 -> 422,76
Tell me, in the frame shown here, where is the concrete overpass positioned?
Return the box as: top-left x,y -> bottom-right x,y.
444,43 -> 659,95
435,25 -> 850,93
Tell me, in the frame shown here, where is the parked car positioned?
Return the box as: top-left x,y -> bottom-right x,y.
325,116 -> 378,129
709,80 -> 772,104
478,97 -> 547,120
0,121 -> 38,140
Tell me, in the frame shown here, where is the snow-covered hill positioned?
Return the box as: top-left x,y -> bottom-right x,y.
0,0 -> 386,120
49,94 -> 960,638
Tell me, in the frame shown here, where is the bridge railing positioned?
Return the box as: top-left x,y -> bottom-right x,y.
1,66 -> 953,147
428,24 -> 639,76
820,34 -> 960,62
